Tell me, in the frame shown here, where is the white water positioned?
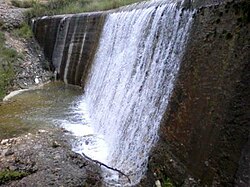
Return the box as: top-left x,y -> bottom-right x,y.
57,97 -> 109,163
77,1 -> 195,186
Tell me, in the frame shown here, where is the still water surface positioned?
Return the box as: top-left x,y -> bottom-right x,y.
0,81 -> 108,163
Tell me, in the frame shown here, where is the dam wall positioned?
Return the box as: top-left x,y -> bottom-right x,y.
33,0 -> 250,186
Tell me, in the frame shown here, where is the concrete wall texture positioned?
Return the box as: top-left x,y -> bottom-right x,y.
33,0 -> 250,186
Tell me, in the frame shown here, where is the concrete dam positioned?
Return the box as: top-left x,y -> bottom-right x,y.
32,0 -> 250,186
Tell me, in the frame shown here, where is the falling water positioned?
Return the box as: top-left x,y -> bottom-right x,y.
81,0 -> 194,185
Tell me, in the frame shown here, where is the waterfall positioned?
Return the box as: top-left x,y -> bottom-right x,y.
82,0 -> 194,185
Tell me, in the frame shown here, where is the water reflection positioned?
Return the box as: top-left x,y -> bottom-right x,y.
0,81 -> 108,165
0,81 -> 83,139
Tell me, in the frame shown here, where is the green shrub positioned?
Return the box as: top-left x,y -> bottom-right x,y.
0,64 -> 15,99
0,170 -> 29,184
11,0 -> 38,8
13,22 -> 33,39
0,31 -> 19,100
0,19 -> 4,30
0,31 -> 5,42
25,0 -> 147,20
163,177 -> 175,187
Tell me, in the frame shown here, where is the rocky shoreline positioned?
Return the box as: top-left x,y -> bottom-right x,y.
0,127 -> 102,186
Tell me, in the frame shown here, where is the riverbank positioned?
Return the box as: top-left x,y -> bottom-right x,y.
0,127 -> 102,186
0,1 -> 103,186
0,0 -> 52,100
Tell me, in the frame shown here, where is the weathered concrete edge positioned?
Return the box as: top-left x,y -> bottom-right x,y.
141,0 -> 250,186
32,12 -> 107,87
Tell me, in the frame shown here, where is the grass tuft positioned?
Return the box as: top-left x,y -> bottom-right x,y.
163,177 -> 175,187
11,0 -> 39,8
0,170 -> 29,184
0,31 -> 19,100
25,0 -> 146,20
13,22 -> 33,39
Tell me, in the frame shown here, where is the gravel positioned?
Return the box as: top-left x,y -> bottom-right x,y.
0,128 -> 102,187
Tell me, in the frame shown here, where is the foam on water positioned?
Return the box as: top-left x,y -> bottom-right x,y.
46,0 -> 195,185
56,97 -> 109,163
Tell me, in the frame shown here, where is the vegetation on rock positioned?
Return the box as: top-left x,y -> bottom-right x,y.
21,0 -> 147,19
13,22 -> 33,39
163,177 -> 175,187
10,0 -> 38,8
0,31 -> 19,100
0,170 -> 29,184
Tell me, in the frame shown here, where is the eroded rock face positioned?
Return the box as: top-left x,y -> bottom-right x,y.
0,0 -> 52,95
146,0 -> 250,186
0,1 -> 25,30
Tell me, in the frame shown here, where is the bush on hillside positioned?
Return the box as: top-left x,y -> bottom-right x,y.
11,0 -> 38,8
25,0 -> 146,20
